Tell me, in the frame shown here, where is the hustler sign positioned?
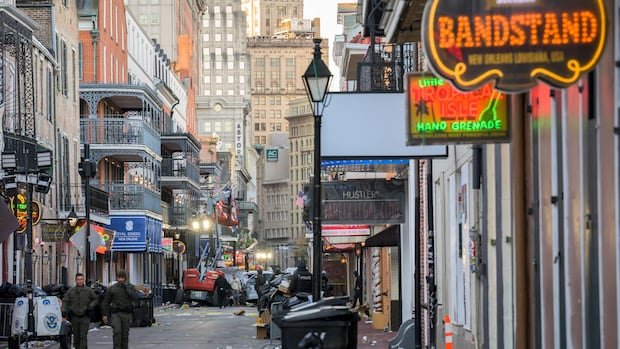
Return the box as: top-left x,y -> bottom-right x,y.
422,0 -> 606,92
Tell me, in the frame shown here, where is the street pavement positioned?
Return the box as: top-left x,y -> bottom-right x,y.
0,304 -> 394,348
88,305 -> 274,349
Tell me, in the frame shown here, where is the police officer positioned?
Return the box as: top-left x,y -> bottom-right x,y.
101,270 -> 139,349
290,260 -> 313,295
62,273 -> 98,349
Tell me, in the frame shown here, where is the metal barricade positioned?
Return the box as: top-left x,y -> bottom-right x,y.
0,302 -> 14,340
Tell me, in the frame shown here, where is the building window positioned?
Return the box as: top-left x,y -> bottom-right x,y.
255,58 -> 264,66
203,47 -> 210,55
215,75 -> 222,83
203,62 -> 210,69
46,68 -> 53,121
216,89 -> 223,95
254,123 -> 260,131
226,5 -> 232,13
287,58 -> 295,66
203,34 -> 209,41
203,19 -> 209,27
215,33 -> 221,41
270,58 -> 280,67
203,76 -> 210,83
239,76 -> 245,84
254,136 -> 260,144
227,61 -> 234,69
215,19 -> 221,27
271,70 -> 280,79
226,19 -> 233,28
227,76 -> 234,83
239,61 -> 245,69
203,121 -> 211,133
216,61 -> 222,69
214,121 -> 222,132
78,43 -> 83,80
227,47 -> 233,56
227,33 -> 233,41
61,40 -> 68,96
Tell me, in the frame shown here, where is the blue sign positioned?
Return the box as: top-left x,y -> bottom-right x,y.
108,215 -> 163,252
109,216 -> 147,252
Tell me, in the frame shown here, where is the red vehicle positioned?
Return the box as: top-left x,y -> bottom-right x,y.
182,268 -> 224,305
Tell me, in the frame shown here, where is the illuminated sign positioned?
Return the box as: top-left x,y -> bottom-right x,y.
421,0 -> 606,92
406,73 -> 510,145
10,193 -> 41,233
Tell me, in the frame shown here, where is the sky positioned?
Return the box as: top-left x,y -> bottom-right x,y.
305,0 -> 357,89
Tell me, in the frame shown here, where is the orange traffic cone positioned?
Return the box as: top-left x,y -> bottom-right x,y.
444,314 -> 453,349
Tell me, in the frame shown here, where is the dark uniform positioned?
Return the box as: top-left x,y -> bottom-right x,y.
62,285 -> 98,349
290,265 -> 313,295
102,279 -> 139,349
215,274 -> 230,308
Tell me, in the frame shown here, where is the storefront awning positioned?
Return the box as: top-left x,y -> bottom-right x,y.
364,225 -> 400,247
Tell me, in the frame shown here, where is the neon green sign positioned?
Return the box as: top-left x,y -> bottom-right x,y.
407,73 -> 510,145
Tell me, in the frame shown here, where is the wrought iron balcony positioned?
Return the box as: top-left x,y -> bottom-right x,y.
169,205 -> 192,227
161,158 -> 200,186
58,183 -> 110,217
80,116 -> 161,156
357,42 -> 418,92
99,182 -> 162,214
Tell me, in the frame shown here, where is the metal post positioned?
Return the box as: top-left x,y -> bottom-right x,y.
84,144 -> 93,282
312,108 -> 322,302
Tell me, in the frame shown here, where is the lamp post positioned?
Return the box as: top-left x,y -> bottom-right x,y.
302,38 -> 332,302
192,215 -> 215,270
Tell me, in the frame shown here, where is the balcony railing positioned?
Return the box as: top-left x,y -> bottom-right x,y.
100,183 -> 162,214
161,158 -> 200,183
59,184 -> 110,217
169,206 -> 192,227
357,43 -> 418,92
80,117 -> 161,156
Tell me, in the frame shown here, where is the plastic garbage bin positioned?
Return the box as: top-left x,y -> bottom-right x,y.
131,295 -> 154,327
272,305 -> 358,349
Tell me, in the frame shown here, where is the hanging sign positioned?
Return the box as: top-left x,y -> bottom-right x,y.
421,0 -> 606,92
10,193 -> 41,233
406,73 -> 510,145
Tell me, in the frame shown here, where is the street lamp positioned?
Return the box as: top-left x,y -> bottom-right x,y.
67,207 -> 79,228
302,37 -> 332,302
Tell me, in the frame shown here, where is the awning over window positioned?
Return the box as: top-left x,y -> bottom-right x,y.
364,225 -> 400,247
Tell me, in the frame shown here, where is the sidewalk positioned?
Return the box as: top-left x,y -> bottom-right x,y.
357,319 -> 395,348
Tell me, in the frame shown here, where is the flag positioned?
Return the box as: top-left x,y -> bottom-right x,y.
0,199 -> 18,242
69,223 -> 86,256
295,191 -> 304,208
70,223 -> 106,258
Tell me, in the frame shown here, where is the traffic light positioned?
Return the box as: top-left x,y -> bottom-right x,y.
78,158 -> 96,178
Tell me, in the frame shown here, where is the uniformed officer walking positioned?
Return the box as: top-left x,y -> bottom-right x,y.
62,272 -> 98,349
101,270 -> 139,349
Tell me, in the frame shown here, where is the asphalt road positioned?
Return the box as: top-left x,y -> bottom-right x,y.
87,305 -> 276,349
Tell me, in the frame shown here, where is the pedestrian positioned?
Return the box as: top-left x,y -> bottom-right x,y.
215,272 -> 230,308
230,273 -> 242,306
62,273 -> 98,349
290,260 -> 313,296
255,268 -> 266,298
321,271 -> 331,297
351,271 -> 362,308
101,270 -> 139,349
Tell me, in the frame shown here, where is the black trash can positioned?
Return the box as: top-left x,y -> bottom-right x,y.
272,305 -> 358,349
131,295 -> 154,327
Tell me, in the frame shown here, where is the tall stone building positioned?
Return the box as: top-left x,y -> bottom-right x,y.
247,36 -> 326,146
196,1 -> 257,241
242,0 -> 303,37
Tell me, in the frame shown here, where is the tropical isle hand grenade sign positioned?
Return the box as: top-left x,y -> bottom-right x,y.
421,0 -> 606,92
